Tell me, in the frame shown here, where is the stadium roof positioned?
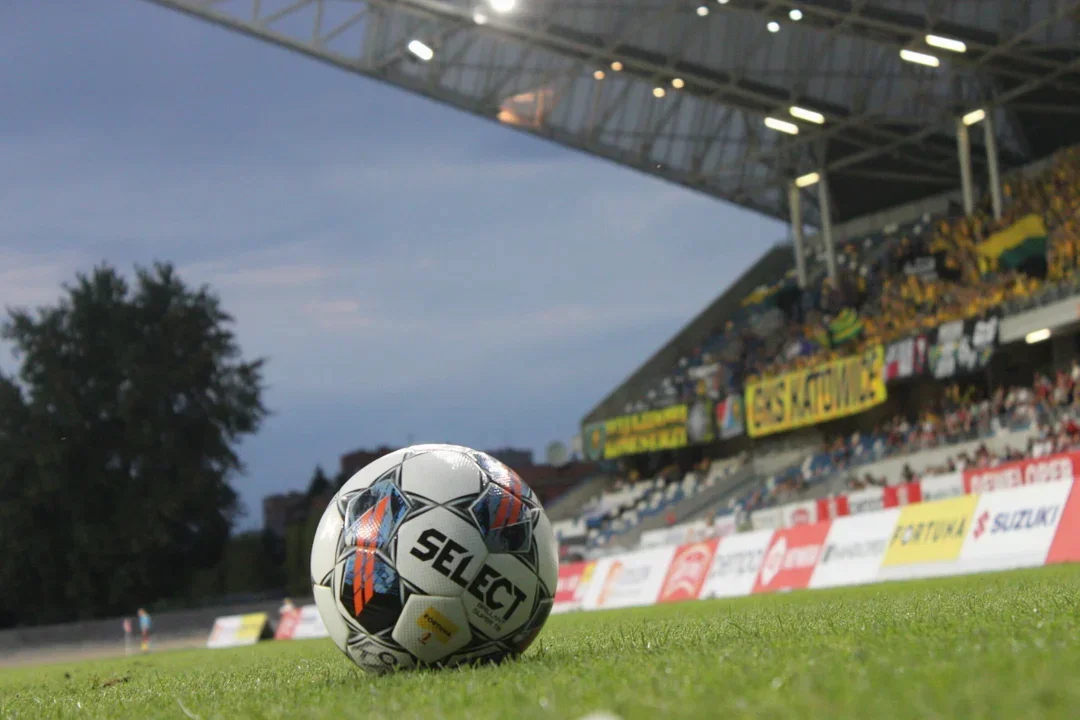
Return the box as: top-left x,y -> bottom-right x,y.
147,0 -> 1080,228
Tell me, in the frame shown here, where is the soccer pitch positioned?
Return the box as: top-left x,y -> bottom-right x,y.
3,566 -> 1079,720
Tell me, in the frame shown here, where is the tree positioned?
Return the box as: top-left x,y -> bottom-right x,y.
0,263 -> 267,627
306,465 -> 331,501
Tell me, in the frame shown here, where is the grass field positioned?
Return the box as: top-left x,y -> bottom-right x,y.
3,565 -> 1080,720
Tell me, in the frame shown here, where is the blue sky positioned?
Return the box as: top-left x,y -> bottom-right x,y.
0,1 -> 785,527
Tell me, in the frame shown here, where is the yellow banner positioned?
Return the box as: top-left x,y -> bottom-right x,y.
235,613 -> 269,643
882,495 -> 978,566
601,405 -> 688,459
744,346 -> 887,438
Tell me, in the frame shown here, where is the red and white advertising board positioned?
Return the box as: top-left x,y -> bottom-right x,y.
275,605 -> 328,640
781,501 -> 818,527
1047,479 -> 1080,564
552,561 -> 597,614
809,510 -> 899,589
698,529 -> 774,599
584,546 -> 675,611
920,473 -> 966,502
753,522 -> 831,594
963,451 -> 1079,494
657,539 -> 719,603
957,482 -> 1073,574
840,488 -> 886,516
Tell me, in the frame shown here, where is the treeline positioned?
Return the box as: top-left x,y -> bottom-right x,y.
0,263 -> 271,628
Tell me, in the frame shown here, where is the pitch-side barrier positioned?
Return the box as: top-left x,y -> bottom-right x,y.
554,451 -> 1080,613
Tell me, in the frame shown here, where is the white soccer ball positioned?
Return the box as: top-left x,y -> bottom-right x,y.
310,444 -> 558,673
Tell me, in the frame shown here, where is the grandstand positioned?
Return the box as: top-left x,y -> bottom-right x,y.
142,0 -> 1080,562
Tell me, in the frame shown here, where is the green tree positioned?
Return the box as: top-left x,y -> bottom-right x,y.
306,465 -> 331,501
0,263 -> 267,627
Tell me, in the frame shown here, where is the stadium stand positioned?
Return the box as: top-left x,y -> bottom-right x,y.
555,143 -> 1080,560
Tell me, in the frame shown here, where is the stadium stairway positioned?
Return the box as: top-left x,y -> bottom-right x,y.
603,463 -> 757,551
543,473 -> 616,522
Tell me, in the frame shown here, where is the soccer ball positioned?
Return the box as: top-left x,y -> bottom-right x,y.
309,444 -> 558,673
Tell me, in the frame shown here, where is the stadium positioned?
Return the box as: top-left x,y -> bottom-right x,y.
4,0 -> 1080,718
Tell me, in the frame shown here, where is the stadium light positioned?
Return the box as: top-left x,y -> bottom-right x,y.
593,69 -> 605,80
795,172 -> 821,188
789,9 -> 803,21
488,0 -> 516,13
1026,328 -> 1051,344
767,21 -> 781,33
789,106 -> 825,124
696,5 -> 710,17
611,61 -> 623,71
962,108 -> 987,126
900,49 -> 940,67
653,87 -> 667,98
473,11 -> 488,25
407,40 -> 434,62
716,0 -> 730,5
926,34 -> 967,53
672,77 -> 685,89
765,117 -> 799,135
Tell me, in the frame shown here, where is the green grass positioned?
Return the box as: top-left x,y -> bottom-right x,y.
3,565 -> 1080,719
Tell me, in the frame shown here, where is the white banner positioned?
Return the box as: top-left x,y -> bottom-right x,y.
844,488 -> 887,515
584,547 -> 675,610
750,507 -> 783,531
698,529 -> 774,599
957,482 -> 1072,574
291,604 -> 329,639
920,473 -> 966,502
809,510 -> 899,589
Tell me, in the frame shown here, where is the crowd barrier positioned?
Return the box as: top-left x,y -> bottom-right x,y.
553,458 -> 1080,614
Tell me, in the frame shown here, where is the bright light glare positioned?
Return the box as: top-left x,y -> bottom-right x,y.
795,172 -> 821,188
789,9 -> 803,21
672,77 -> 685,89
653,87 -> 666,98
473,11 -> 488,25
593,69 -> 605,80
489,0 -> 516,13
765,117 -> 799,135
900,49 -> 940,67
926,34 -> 967,53
611,61 -> 623,71
790,106 -> 825,124
1026,328 -> 1051,344
407,39 -> 434,61
767,21 -> 781,33
962,108 -> 986,126
717,0 -> 730,4
697,5 -> 710,16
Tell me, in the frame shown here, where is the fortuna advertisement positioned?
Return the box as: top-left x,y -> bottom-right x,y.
878,494 -> 979,580
744,346 -> 887,438
582,405 -> 691,461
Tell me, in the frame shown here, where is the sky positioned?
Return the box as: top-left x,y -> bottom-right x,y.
0,1 -> 785,528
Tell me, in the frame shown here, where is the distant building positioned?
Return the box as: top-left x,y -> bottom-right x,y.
263,492 -> 307,538
483,447 -> 534,469
339,445 -> 397,480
